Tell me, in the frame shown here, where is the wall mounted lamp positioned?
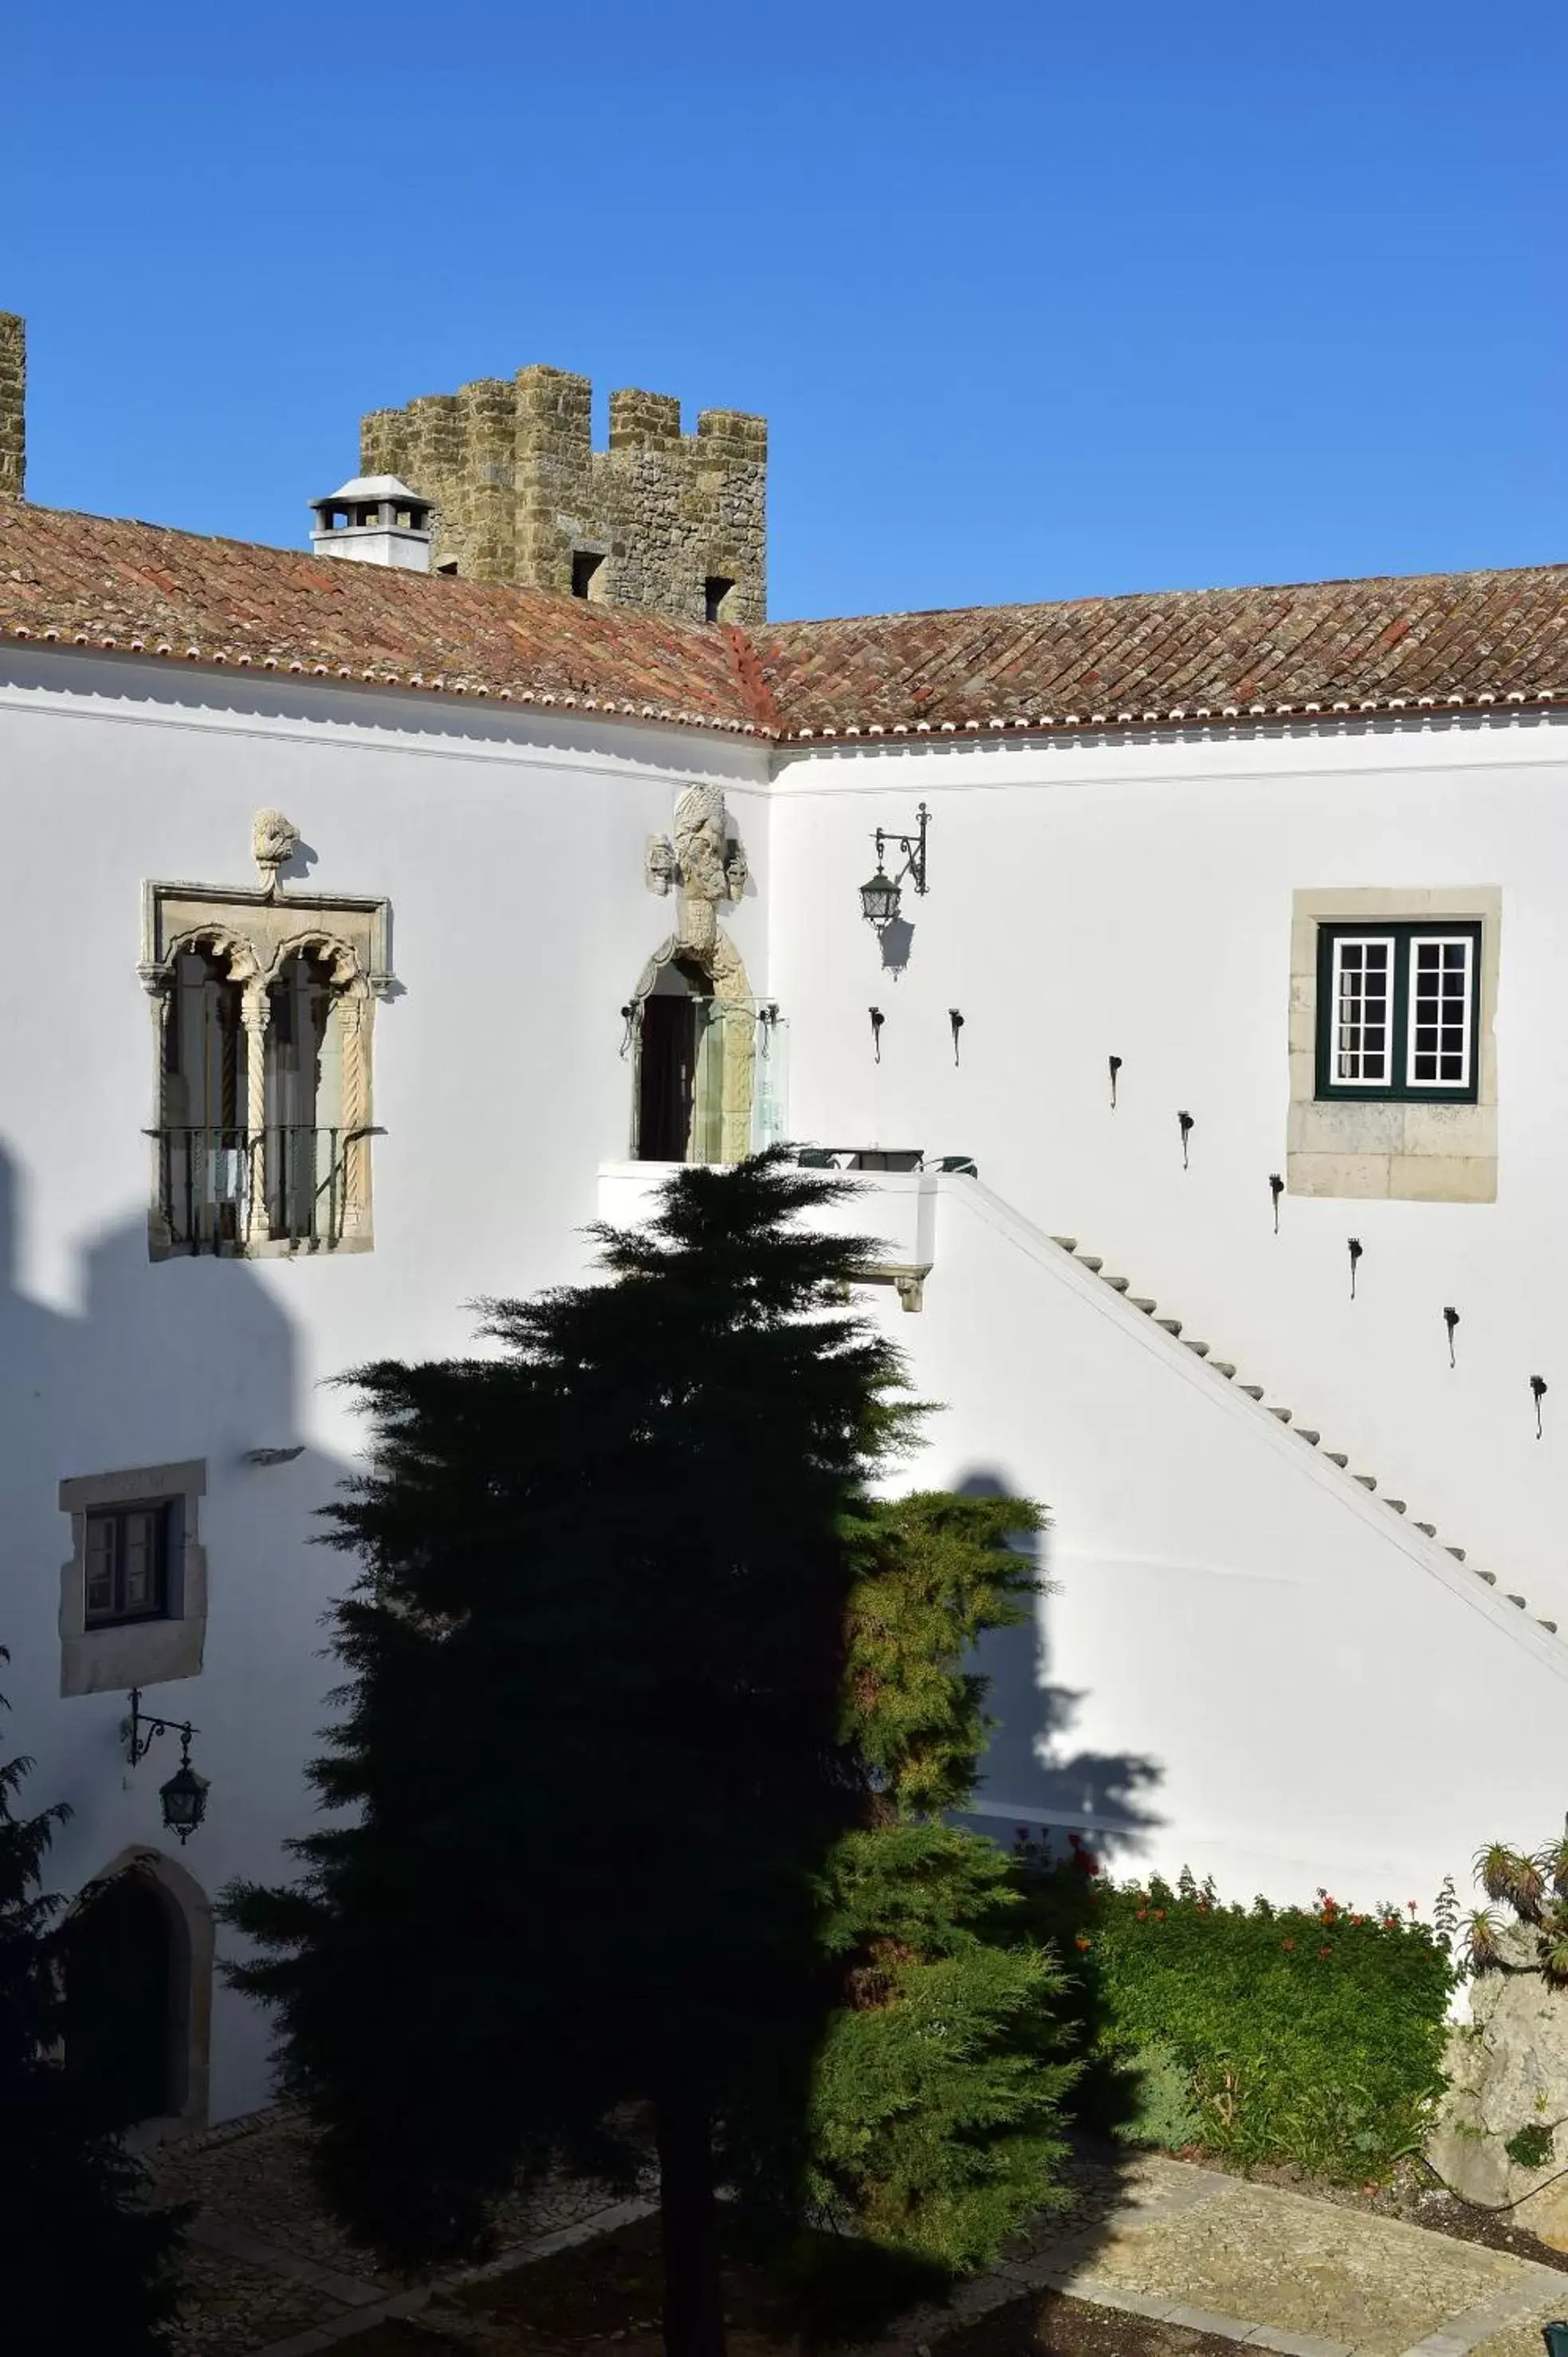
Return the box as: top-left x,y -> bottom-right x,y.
1533,1374 -> 1549,1440
949,1008 -> 965,1065
859,803 -> 932,932
1109,1055 -> 1123,1109
123,1687 -> 210,1844
1348,1236 -> 1363,1299
1444,1307 -> 1460,1369
869,1006 -> 886,1063
1269,1173 -> 1284,1233
619,1003 -> 639,1059
1177,1110 -> 1194,1169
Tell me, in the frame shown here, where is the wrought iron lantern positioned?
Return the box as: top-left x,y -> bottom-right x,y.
858,803 -> 931,932
859,866 -> 902,930
124,1688 -> 210,1844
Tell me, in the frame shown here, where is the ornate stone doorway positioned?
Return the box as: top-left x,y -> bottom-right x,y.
63,1850 -> 212,2136
633,783 -> 756,1163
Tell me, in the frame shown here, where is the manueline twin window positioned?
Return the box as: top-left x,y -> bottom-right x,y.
1317,922 -> 1481,1102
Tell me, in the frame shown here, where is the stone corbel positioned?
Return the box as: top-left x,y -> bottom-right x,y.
855,1262 -> 932,1313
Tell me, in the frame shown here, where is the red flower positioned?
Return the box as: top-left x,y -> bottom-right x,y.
1318,1946 -> 1332,1958
1075,1935 -> 1091,1950
1153,1908 -> 1166,1920
1282,1939 -> 1295,1950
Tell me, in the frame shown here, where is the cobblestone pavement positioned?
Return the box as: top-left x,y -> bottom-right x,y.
147,2121 -> 1568,2357
148,2108 -> 630,2357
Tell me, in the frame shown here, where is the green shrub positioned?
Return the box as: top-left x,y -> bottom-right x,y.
1117,2040 -> 1201,2152
1017,1859 -> 1455,2183
1505,2122 -> 1555,2170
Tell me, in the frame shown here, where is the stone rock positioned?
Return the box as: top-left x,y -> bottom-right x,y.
1429,1923 -> 1568,2247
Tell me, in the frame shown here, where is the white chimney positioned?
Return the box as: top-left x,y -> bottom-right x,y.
310,475 -> 432,571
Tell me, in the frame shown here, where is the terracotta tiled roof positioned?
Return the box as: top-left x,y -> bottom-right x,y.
0,500 -> 765,733
755,565 -> 1568,739
3,498 -> 1566,745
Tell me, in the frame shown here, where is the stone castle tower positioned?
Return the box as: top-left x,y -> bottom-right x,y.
360,365 -> 767,625
0,313 -> 25,498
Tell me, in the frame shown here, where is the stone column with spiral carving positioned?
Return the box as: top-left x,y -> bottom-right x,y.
242,981 -> 272,1243
338,991 -> 370,1239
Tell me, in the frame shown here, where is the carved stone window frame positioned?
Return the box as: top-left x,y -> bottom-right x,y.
140,866 -> 395,1261
59,1459 -> 207,1698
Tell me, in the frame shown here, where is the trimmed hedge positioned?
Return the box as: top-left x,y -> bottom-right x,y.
1019,1859 -> 1456,2182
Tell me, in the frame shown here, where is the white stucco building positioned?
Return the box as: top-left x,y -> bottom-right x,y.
3,335 -> 1568,2133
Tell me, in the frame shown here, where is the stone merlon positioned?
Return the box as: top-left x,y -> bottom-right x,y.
360,363 -> 767,627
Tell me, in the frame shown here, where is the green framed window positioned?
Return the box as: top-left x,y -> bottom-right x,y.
1315,921 -> 1482,1103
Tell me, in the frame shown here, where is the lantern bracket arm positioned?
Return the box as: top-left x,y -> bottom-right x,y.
124,1685 -> 198,1767
872,801 -> 932,897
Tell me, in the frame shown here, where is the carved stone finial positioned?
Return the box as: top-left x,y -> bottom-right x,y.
251,809 -> 301,896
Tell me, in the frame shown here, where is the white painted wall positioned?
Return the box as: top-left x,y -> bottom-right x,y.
767,715 -> 1568,1633
8,643 -> 1568,2122
0,648 -> 768,2119
842,1172 -> 1568,1915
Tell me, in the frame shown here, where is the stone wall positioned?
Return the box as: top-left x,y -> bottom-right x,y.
360,363 -> 766,624
0,312 -> 24,499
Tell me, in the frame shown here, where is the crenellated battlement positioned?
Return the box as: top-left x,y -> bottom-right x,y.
360,363 -> 766,624
0,313 -> 25,500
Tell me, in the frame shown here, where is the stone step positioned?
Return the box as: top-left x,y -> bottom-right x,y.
1295,1428 -> 1321,1445
1268,1406 -> 1293,1424
1240,1384 -> 1264,1400
1385,1499 -> 1407,1514
1156,1318 -> 1183,1336
1507,1593 -> 1527,1609
1182,1339 -> 1210,1357
1051,1235 -> 1078,1251
1103,1274 -> 1131,1292
1325,1452 -> 1348,1467
1476,1569 -> 1498,1586
1212,1361 -> 1236,1378
1354,1474 -> 1377,1491
1540,1620 -> 1558,1635
1075,1254 -> 1104,1272
1130,1298 -> 1157,1314
1415,1522 -> 1436,1537
1446,1546 -> 1467,1562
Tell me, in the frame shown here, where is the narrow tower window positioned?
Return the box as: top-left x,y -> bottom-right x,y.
704,576 -> 736,623
572,550 -> 605,599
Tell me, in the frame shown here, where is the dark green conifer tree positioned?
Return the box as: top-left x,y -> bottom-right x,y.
804,1491 -> 1076,2269
0,1656 -> 187,2347
222,1155 -> 915,2357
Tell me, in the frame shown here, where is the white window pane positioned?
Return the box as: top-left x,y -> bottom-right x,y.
1405,934 -> 1474,1092
1330,936 -> 1394,1086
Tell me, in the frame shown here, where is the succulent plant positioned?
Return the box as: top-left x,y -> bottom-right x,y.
1476,1844 -> 1546,1921
1464,1907 -> 1506,1971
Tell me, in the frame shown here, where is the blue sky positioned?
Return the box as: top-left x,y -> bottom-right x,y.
10,1 -> 1566,620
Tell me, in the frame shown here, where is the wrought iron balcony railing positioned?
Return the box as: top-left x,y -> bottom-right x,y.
150,1125 -> 373,1252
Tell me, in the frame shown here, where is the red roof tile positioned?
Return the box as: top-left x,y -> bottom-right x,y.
3,499 -> 1565,744
755,566 -> 1568,737
0,500 -> 764,732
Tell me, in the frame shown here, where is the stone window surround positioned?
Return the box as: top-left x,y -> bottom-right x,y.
140,873 -> 395,1261
59,1461 -> 206,1698
1287,886 -> 1500,1203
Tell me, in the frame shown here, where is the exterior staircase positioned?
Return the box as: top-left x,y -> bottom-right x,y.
1047,1232 -> 1559,1640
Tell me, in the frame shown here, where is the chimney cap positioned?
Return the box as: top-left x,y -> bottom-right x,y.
312,473 -> 429,513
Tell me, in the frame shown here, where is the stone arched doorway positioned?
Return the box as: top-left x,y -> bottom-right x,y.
63,1848 -> 212,2139
629,937 -> 755,1165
